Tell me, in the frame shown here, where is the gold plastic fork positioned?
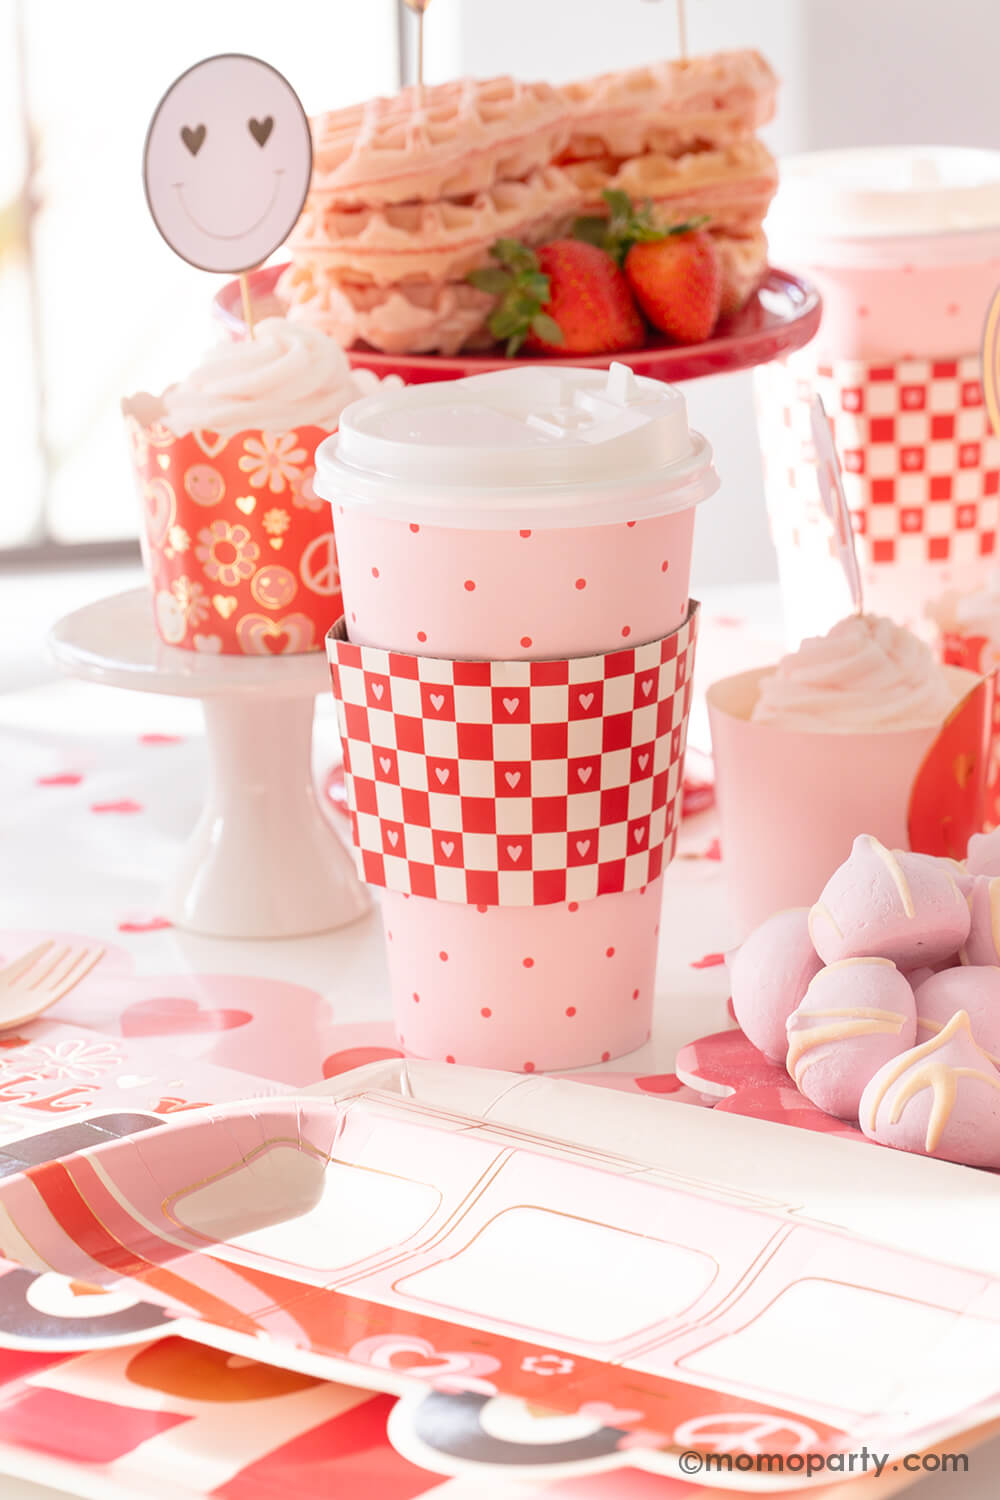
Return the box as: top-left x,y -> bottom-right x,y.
0,942 -> 106,1030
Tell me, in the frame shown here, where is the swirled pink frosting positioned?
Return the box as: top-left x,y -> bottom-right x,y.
751,614 -> 959,732
160,317 -> 364,437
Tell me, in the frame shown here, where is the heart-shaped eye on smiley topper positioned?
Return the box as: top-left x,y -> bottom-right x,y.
143,53 -> 312,283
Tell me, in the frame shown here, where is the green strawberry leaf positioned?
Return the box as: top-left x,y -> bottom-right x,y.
468,238 -> 559,355
520,271 -> 551,302
570,214 -> 610,249
491,238 -> 539,273
665,213 -> 711,235
530,312 -> 564,345
490,302 -> 527,339
602,188 -> 633,222
467,266 -> 514,296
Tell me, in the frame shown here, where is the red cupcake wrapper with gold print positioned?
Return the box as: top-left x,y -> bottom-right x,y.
124,415 -> 342,655
326,602 -> 699,907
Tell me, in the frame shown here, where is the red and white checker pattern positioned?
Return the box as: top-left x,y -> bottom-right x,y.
327,605 -> 698,907
757,354 -> 1000,568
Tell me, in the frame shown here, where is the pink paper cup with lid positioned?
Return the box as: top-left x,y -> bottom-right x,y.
317,363 -> 718,1071
758,147 -> 1000,644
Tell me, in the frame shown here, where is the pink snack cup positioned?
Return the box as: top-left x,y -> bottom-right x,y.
317,364 -> 718,1070
759,147 -> 1000,644
708,663 -> 979,941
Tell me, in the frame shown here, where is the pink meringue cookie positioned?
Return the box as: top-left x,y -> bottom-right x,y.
729,909 -> 824,1062
960,877 -> 1000,965
903,966 -> 937,990
859,1011 -> 1000,1167
785,958 -> 916,1119
809,836 -> 970,968
903,851 -> 975,899
915,965 -> 1000,1063
967,829 -> 1000,879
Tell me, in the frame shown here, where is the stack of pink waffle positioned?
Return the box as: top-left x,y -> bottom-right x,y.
279,54 -> 779,355
279,77 -> 576,356
560,51 -> 779,318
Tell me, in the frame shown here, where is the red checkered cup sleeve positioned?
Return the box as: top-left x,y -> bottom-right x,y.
327,604 -> 699,907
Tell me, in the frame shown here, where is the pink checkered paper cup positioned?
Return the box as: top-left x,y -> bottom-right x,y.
317,364 -> 718,1071
759,148 -> 1000,644
707,663 -> 980,942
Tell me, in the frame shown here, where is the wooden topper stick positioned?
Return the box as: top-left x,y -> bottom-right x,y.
676,0 -> 688,58
403,0 -> 432,86
239,271 -> 256,340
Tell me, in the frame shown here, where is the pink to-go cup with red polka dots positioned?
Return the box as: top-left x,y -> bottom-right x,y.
759,147 -> 1000,644
317,364 -> 718,1071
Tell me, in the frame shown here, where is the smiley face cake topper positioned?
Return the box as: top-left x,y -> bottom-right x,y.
143,53 -> 312,275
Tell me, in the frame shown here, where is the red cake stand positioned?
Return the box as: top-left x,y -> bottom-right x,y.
213,262 -> 821,384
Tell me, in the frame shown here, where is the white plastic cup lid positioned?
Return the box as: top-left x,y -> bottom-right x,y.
315,363 -> 718,530
767,146 -> 1000,266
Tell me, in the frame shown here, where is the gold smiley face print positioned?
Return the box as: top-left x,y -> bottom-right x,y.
251,564 -> 298,609
184,464 -> 225,507
144,54 -> 312,273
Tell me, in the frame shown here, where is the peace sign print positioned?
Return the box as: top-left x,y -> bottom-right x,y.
144,54 -> 312,273
300,532 -> 341,597
673,1411 -> 818,1455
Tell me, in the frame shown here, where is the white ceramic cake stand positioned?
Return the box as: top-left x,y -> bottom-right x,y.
48,589 -> 371,940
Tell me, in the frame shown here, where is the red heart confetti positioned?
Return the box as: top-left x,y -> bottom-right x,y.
634,1073 -> 684,1094
117,916 -> 172,933
690,952 -> 725,969
91,800 -> 143,815
37,773 -> 82,787
322,1046 -> 404,1078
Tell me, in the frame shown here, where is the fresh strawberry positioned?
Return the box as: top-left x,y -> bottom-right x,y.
467,237 -> 644,356
573,189 -> 722,344
625,230 -> 722,344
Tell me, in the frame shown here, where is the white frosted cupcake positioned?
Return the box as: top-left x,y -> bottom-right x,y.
122,320 -> 399,655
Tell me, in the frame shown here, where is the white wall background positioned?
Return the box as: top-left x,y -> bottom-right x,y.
415,0 -> 1000,588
